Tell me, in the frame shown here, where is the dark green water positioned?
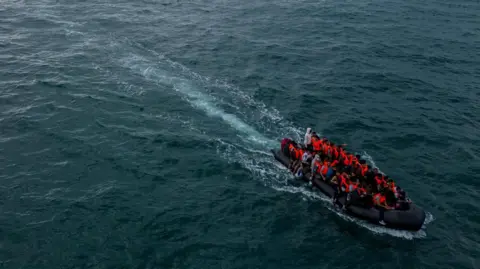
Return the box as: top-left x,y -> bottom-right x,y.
1,0 -> 479,268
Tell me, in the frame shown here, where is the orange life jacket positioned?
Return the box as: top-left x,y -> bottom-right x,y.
349,155 -> 358,167
311,137 -> 322,151
347,182 -> 359,193
361,165 -> 368,177
373,193 -> 386,205
339,175 -> 349,191
289,144 -> 297,159
332,147 -> 339,159
330,160 -> 339,167
320,162 -> 329,175
342,151 -> 350,166
296,149 -> 304,160
375,175 -> 386,186
313,160 -> 322,173
357,187 -> 367,196
321,144 -> 328,155
389,182 -> 397,194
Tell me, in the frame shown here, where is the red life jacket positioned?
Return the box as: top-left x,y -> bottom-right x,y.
375,175 -> 386,186
313,160 -> 322,173
312,137 -> 322,151
389,182 -> 397,195
339,175 -> 349,191
289,144 -> 298,160
320,163 -> 329,175
296,149 -> 304,160
347,182 -> 359,193
361,165 -> 368,177
350,155 -> 358,168
332,147 -> 339,159
357,187 -> 367,196
373,193 -> 385,205
342,152 -> 350,166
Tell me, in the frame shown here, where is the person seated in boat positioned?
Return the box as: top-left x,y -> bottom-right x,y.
373,189 -> 394,225
330,170 -> 342,205
328,142 -> 335,159
345,178 -> 367,208
353,159 -> 364,177
374,173 -> 386,191
311,134 -> 323,155
369,167 -> 379,182
321,140 -> 330,160
319,159 -> 331,180
364,166 -> 376,187
304,128 -> 313,151
374,189 -> 394,208
348,154 -> 359,171
287,143 -> 302,170
338,145 -> 348,165
309,154 -> 322,182
386,178 -> 397,197
330,142 -> 337,160
336,171 -> 354,208
291,146 -> 307,172
394,187 -> 411,210
325,162 -> 337,181
281,138 -> 292,156
358,160 -> 369,177
293,150 -> 312,176
337,145 -> 348,161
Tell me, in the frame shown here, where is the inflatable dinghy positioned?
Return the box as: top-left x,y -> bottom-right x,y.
271,148 -> 426,231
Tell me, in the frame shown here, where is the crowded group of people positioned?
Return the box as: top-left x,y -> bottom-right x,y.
281,128 -> 411,214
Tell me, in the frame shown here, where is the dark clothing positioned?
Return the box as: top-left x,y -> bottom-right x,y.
282,143 -> 290,158
326,167 -> 335,180
385,190 -> 397,207
363,194 -> 374,208
395,200 -> 410,210
366,170 -> 375,182
281,138 -> 290,151
354,166 -> 363,177
306,144 -> 313,152
378,207 -> 385,222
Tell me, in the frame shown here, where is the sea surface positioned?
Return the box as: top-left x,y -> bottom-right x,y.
1,0 -> 479,268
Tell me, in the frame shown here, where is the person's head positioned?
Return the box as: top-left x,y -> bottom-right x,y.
385,175 -> 389,180
367,165 -> 372,170
331,143 -> 335,147
373,168 -> 379,174
355,154 -> 361,160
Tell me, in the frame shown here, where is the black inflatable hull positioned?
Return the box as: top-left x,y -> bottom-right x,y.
272,149 -> 426,231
